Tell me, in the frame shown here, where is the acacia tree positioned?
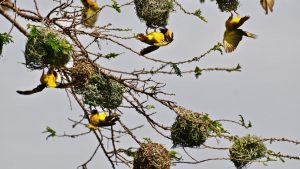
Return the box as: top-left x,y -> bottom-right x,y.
1,0 -> 299,169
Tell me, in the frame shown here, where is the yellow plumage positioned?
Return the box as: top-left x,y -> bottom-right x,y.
260,0 -> 275,14
81,0 -> 100,27
87,110 -> 120,130
223,13 -> 257,53
136,28 -> 174,55
225,13 -> 250,31
40,69 -> 58,88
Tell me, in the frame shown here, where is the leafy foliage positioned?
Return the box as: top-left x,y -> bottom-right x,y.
24,25 -> 72,70
0,32 -> 13,55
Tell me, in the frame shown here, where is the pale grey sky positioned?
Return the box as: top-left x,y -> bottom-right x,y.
1,0 -> 300,169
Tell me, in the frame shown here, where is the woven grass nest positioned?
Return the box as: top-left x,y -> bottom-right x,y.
229,135 -> 267,169
76,72 -> 124,109
71,58 -> 96,87
133,142 -> 171,169
134,0 -> 173,28
171,107 -> 210,147
216,0 -> 240,12
24,25 -> 72,70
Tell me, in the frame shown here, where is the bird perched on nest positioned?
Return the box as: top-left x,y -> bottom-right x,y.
16,68 -> 76,95
87,110 -> 120,130
81,0 -> 100,27
0,0 -> 13,11
136,28 -> 174,55
260,0 -> 274,14
223,12 -> 257,53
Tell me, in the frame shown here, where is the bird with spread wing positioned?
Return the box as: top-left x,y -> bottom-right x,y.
223,13 -> 257,53
17,68 -> 76,95
87,110 -> 120,130
136,28 -> 174,55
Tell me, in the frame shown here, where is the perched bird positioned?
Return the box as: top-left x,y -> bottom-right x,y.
87,110 -> 120,130
260,0 -> 275,14
223,13 -> 257,53
0,0 -> 12,11
81,0 -> 100,27
17,69 -> 75,95
136,28 -> 174,55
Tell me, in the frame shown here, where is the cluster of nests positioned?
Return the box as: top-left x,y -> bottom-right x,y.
169,107 -> 268,168
134,0 -> 240,28
23,25 -> 123,109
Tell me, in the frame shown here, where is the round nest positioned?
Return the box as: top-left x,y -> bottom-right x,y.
77,73 -> 124,109
71,58 -> 96,88
171,107 -> 210,147
133,142 -> 171,169
24,25 -> 72,70
216,0 -> 240,12
229,135 -> 267,169
134,0 -> 173,28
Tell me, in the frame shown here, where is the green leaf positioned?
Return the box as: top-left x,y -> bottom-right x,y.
169,150 -> 182,161
103,52 -> 121,59
171,64 -> 182,76
213,42 -> 223,54
194,66 -> 202,79
194,9 -> 207,22
145,105 -> 155,110
42,126 -> 56,140
143,137 -> 152,143
0,32 -> 13,55
238,114 -> 252,129
111,0 -> 121,13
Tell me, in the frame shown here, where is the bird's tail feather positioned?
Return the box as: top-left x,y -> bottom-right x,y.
244,31 -> 257,39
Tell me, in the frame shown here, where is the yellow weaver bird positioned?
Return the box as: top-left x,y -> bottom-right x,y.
260,0 -> 274,14
87,110 -> 120,130
17,69 -> 76,95
223,13 -> 257,53
136,28 -> 174,55
81,0 -> 100,27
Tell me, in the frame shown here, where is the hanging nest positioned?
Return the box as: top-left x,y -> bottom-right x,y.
134,0 -> 173,28
70,58 -> 96,88
229,135 -> 267,169
171,107 -> 210,147
24,25 -> 72,70
216,0 -> 240,12
133,142 -> 171,169
76,73 -> 124,109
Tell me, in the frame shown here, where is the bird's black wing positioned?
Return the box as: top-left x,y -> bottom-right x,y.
99,114 -> 120,127
16,84 -> 46,95
56,81 -> 78,89
140,46 -> 160,55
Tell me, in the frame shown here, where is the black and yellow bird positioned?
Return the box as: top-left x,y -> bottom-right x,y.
260,0 -> 275,14
17,69 -> 75,95
81,0 -> 100,27
223,13 -> 257,53
136,28 -> 174,55
87,110 -> 120,130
